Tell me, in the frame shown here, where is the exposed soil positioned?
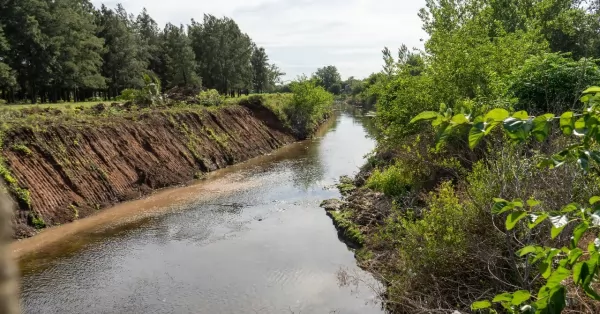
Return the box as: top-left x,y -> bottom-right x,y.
2,103 -> 297,238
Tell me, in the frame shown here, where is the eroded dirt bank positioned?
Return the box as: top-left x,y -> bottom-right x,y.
2,103 -> 296,237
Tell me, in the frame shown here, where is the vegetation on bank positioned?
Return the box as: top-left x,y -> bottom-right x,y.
327,0 -> 600,313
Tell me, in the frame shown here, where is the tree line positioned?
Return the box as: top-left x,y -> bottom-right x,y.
0,0 -> 284,104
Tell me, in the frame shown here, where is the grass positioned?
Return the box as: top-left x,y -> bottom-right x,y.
0,101 -> 101,110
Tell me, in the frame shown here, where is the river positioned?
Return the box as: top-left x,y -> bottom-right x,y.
18,107 -> 383,314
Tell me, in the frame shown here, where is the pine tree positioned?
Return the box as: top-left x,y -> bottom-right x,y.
161,23 -> 200,89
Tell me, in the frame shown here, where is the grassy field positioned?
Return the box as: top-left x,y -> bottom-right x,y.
0,101 -> 101,110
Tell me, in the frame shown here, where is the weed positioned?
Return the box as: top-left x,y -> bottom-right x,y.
11,144 -> 32,156
30,213 -> 46,229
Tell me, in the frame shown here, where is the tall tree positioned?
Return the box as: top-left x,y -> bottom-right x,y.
97,4 -> 147,98
313,65 -> 342,94
161,23 -> 200,89
251,46 -> 269,93
48,0 -> 105,102
189,15 -> 253,94
135,8 -> 164,83
0,23 -> 16,100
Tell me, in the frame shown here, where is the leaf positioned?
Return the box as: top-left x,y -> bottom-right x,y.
513,111 -> 529,120
561,203 -> 579,213
572,222 -> 589,247
560,112 -> 575,135
552,225 -> 567,239
492,199 -> 512,214
573,261 -> 592,285
568,248 -> 583,265
484,108 -> 510,122
451,114 -> 469,125
583,86 -> 600,94
532,115 -> 551,142
590,196 -> 600,205
503,118 -> 529,142
511,290 -> 531,306
527,199 -> 541,207
506,211 -> 528,230
518,246 -> 539,256
547,266 -> 571,287
492,293 -> 513,303
469,123 -> 486,149
410,111 -> 440,124
528,213 -> 549,229
471,300 -> 492,310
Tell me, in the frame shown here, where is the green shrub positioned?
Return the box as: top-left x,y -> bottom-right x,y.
117,88 -> 139,101
30,213 -> 46,229
284,78 -> 333,136
509,53 -> 600,113
366,161 -> 412,197
197,89 -> 224,106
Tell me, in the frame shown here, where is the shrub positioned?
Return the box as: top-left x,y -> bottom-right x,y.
366,161 -> 412,198
284,78 -> 333,137
197,89 -> 223,106
509,53 -> 600,114
117,88 -> 139,102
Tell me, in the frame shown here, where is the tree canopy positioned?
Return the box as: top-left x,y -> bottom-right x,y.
0,1 -> 284,103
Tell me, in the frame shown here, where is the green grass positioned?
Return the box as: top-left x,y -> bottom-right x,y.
0,101 -> 101,110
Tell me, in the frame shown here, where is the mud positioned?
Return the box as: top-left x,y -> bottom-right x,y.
2,103 -> 296,237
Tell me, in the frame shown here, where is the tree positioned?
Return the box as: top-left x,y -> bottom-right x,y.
189,15 -> 253,95
48,0 -> 105,102
0,23 -> 16,100
313,65 -> 342,94
135,8 -> 164,84
97,4 -> 147,98
161,23 -> 200,88
251,46 -> 269,93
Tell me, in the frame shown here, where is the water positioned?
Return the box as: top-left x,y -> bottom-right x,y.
19,107 -> 383,314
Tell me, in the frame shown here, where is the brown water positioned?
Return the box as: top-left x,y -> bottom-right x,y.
18,107 -> 383,314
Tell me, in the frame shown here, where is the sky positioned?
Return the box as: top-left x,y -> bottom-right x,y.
92,0 -> 427,81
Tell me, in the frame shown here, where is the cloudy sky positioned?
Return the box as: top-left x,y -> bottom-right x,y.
92,0 -> 427,80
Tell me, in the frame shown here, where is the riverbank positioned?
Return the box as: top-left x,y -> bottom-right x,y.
1,95 -> 329,238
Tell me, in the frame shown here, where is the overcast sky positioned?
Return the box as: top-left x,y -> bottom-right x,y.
92,0 -> 427,80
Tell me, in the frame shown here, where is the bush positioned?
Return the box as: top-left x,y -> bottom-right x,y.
284,78 -> 333,137
366,161 -> 412,197
509,53 -> 600,113
197,89 -> 223,106
117,88 -> 139,102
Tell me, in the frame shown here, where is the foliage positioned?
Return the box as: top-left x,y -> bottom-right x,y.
313,66 -> 342,95
284,78 -> 334,137
330,210 -> 364,246
0,2 -> 277,103
197,89 -> 224,107
413,87 -> 600,313
366,161 -> 412,198
509,53 -> 600,114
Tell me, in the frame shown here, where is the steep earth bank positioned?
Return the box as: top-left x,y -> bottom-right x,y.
2,102 -> 298,238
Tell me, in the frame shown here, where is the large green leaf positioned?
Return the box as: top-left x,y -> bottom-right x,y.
560,112 -> 575,135
506,211 -> 528,230
511,291 -> 531,306
568,248 -> 583,265
572,222 -> 589,247
484,108 -> 510,122
492,198 -> 511,214
410,111 -> 440,124
492,293 -> 513,303
547,266 -> 571,287
451,113 -> 469,125
532,115 -> 552,142
551,225 -> 567,239
471,300 -> 492,310
528,213 -> 549,229
513,111 -> 529,120
469,122 -> 486,149
518,245 -> 539,256
582,86 -> 600,94
590,196 -> 600,205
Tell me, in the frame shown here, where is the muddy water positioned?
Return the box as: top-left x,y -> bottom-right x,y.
18,107 -> 383,314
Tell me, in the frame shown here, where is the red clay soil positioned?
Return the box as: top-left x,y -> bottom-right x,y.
2,104 -> 296,238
